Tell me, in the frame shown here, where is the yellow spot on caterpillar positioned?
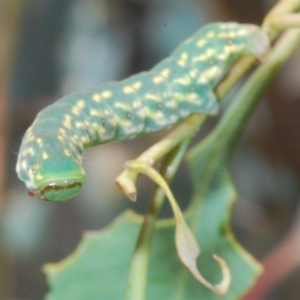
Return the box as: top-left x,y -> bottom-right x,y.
202,66 -> 220,80
141,107 -> 164,120
217,53 -> 227,60
161,68 -> 170,78
145,94 -> 160,101
117,118 -> 132,128
63,115 -> 72,129
77,100 -> 85,108
75,122 -> 84,128
132,81 -> 142,90
174,76 -> 191,86
72,106 -> 80,115
92,93 -> 102,102
36,138 -> 44,148
189,93 -> 200,103
181,52 -> 188,60
227,31 -> 239,39
223,44 -> 243,56
59,128 -> 66,134
114,102 -> 129,110
28,135 -> 35,142
81,136 -> 89,145
192,55 -> 206,62
21,160 -> 27,170
177,52 -> 189,67
206,31 -> 216,38
64,149 -> 71,156
42,152 -> 49,159
193,48 -> 217,62
165,100 -> 177,109
237,28 -> 247,36
28,147 -> 35,156
198,76 -> 208,84
102,90 -> 112,98
174,92 -> 200,104
90,109 -> 99,116
189,69 -> 198,78
123,86 -> 134,94
58,135 -> 64,142
153,76 -> 164,84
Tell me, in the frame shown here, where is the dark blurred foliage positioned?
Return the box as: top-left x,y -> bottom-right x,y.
1,0 -> 300,299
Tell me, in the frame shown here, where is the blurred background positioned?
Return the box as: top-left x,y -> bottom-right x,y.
1,0 -> 300,299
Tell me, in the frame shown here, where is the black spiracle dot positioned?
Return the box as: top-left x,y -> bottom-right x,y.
31,168 -> 35,174
157,103 -> 163,109
101,118 -> 106,127
126,112 -> 132,119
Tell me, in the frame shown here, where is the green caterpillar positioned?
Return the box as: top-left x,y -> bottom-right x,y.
16,22 -> 269,202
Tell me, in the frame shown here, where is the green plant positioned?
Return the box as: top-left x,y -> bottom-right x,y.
17,0 -> 300,299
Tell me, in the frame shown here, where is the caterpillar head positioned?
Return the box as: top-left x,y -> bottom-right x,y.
16,133 -> 86,202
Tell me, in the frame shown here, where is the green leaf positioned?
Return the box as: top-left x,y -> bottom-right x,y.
44,211 -> 141,300
44,157 -> 261,300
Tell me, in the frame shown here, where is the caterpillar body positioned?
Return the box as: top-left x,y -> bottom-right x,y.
16,22 -> 269,202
